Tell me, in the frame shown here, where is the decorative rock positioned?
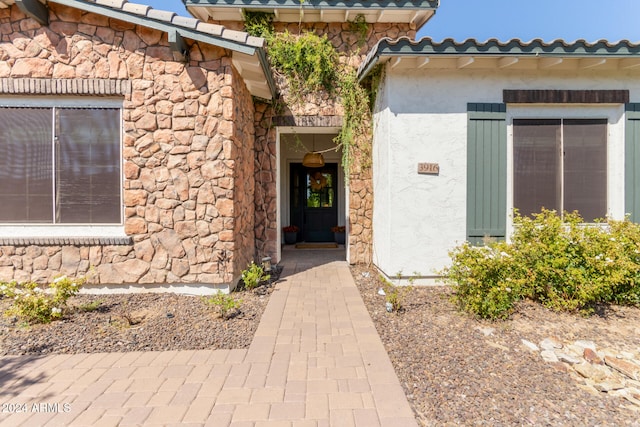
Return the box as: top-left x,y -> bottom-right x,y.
574,340 -> 597,351
574,361 -> 609,382
540,337 -> 563,351
477,327 -> 495,337
584,347 -> 604,365
555,351 -> 582,365
521,339 -> 540,352
593,380 -> 626,392
540,350 -> 559,363
629,387 -> 640,400
610,389 -> 640,406
577,383 -> 601,397
605,356 -> 640,381
566,344 -> 587,357
526,334 -> 640,408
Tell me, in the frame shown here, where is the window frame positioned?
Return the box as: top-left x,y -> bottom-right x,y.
506,104 -> 625,237
0,96 -> 125,238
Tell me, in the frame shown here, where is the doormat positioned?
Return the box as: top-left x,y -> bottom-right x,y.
295,243 -> 339,249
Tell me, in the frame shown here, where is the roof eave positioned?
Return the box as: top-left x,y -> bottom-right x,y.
185,0 -> 438,28
358,37 -> 640,80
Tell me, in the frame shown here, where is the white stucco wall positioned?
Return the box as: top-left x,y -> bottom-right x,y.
372,67 -> 640,282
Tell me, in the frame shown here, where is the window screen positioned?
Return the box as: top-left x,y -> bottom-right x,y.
514,118 -> 607,222
0,106 -> 121,224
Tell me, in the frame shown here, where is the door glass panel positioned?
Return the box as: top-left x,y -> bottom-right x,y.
513,119 -> 561,217
307,170 -> 334,208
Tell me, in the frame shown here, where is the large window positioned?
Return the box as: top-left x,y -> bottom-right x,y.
513,118 -> 607,222
0,106 -> 121,224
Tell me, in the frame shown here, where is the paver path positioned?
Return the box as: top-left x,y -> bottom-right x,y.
0,250 -> 417,426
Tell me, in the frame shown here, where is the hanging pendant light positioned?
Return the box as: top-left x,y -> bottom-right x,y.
302,152 -> 325,168
302,134 -> 325,168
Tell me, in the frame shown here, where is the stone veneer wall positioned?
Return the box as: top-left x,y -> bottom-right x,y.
228,65 -> 256,273
244,20 -> 416,264
254,100 -> 278,259
0,4 -> 255,286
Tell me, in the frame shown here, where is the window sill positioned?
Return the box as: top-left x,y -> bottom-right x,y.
0,236 -> 133,246
0,226 -> 131,246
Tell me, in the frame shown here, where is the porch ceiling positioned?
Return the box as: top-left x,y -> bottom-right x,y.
185,0 -> 438,30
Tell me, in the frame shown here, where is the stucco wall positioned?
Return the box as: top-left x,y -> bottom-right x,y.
373,67 -> 640,280
0,4 -> 255,289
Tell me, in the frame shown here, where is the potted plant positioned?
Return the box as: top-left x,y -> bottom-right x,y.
331,226 -> 346,244
282,225 -> 299,244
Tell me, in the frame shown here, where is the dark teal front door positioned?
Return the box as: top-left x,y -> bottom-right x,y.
290,163 -> 338,242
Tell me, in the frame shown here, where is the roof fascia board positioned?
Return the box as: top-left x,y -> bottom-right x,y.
184,0 -> 439,10
50,0 -> 257,56
15,0 -> 49,25
256,48 -> 278,100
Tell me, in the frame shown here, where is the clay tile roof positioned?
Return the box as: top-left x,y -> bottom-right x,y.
358,37 -> 640,79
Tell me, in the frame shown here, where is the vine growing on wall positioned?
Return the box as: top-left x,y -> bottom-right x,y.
244,11 -> 374,173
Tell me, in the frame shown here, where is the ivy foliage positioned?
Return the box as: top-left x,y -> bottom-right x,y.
243,11 -> 274,39
243,11 -> 373,172
268,31 -> 339,95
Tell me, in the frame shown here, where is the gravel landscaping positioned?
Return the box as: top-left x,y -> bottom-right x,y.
2,263 -> 640,426
0,286 -> 273,356
352,265 -> 640,426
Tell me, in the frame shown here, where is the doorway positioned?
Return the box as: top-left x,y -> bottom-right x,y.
290,163 -> 338,242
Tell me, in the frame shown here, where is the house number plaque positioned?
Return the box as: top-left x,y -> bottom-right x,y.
418,162 -> 440,175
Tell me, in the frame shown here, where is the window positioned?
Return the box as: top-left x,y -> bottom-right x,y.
513,118 -> 607,221
0,106 -> 121,224
306,170 -> 334,208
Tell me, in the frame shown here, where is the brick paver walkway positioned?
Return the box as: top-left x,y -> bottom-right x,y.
0,249 -> 417,426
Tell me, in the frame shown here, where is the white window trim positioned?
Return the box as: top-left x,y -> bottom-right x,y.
0,97 -> 125,238
0,96 -> 123,109
0,225 -> 127,238
505,104 -> 625,239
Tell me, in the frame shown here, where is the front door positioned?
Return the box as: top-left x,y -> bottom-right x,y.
290,163 -> 338,242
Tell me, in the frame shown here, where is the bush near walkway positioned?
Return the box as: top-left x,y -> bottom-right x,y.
443,209 -> 640,319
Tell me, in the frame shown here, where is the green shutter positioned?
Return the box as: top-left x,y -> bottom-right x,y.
626,103 -> 640,223
467,103 -> 507,245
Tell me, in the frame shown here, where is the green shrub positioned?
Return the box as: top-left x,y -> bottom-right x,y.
78,299 -> 102,312
203,291 -> 242,319
241,262 -> 270,290
444,241 -> 525,319
380,276 -> 412,313
443,209 -> 640,319
0,276 -> 85,324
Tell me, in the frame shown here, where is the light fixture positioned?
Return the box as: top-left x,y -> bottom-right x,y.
302,134 -> 325,168
302,152 -> 325,168
261,256 -> 272,273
